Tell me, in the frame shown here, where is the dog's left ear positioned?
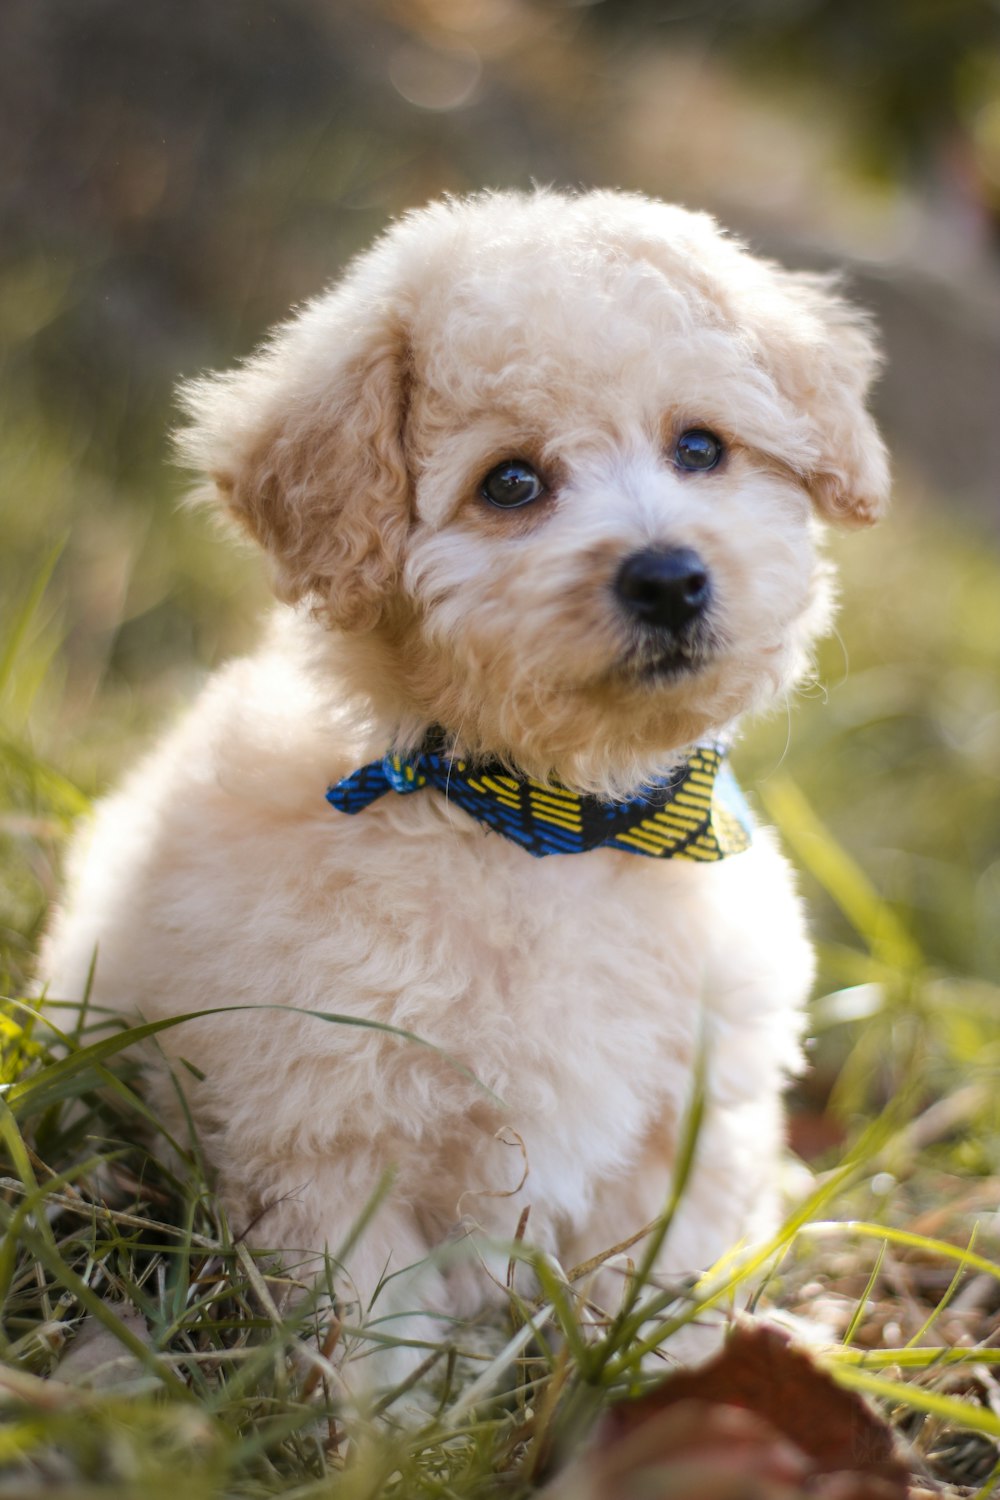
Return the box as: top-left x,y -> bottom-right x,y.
176,290 -> 412,632
760,272 -> 890,527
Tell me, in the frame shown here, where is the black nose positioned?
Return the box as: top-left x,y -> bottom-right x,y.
614,546 -> 711,632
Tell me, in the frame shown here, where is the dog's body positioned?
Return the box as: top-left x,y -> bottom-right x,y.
41,190 -> 887,1375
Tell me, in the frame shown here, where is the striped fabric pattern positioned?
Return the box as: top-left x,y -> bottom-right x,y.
326,738 -> 753,861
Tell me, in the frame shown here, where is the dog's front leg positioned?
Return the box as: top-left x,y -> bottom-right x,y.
224,1155 -> 457,1392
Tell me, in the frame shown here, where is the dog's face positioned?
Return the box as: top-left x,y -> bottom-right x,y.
180,191 -> 888,792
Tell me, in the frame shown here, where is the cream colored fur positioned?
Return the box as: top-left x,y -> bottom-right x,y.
40,189 -> 888,1385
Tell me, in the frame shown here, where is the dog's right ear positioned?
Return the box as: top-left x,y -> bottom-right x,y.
176,292 -> 412,632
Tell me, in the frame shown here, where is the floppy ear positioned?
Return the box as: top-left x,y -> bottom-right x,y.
176,292 -> 412,632
763,272 -> 890,527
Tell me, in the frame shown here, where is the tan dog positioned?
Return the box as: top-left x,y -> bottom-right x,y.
41,189 -> 888,1382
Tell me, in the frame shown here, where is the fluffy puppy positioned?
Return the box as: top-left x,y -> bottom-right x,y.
40,189 -> 888,1380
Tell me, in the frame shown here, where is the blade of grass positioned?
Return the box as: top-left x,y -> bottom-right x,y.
904,1223 -> 979,1349
532,1255 -> 588,1370
6,1000 -> 502,1118
0,540 -> 64,703
0,738 -> 89,820
799,1221 -> 1000,1287
828,1363 -> 1000,1441
441,1301 -> 559,1428
842,1239 -> 887,1346
836,1348 -> 1000,1370
757,775 -> 921,974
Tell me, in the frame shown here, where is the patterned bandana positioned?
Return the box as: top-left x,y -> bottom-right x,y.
326,737 -> 753,861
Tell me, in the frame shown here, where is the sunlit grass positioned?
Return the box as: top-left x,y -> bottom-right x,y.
2,988 -> 999,1496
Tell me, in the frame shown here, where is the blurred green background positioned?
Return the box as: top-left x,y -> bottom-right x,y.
2,0 -> 999,1095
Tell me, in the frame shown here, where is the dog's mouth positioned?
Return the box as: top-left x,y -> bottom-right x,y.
616,625 -> 722,686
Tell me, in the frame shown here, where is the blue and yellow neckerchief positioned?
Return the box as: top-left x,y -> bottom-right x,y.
326,736 -> 752,861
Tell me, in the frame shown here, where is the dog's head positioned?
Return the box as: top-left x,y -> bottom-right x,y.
179,190 -> 888,793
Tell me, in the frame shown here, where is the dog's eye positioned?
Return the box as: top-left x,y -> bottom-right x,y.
674,429 -> 724,472
480,460 -> 545,509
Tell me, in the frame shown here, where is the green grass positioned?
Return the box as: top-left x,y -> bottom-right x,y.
2,496 -> 1000,1495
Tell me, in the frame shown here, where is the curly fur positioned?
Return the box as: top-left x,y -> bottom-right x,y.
40,188 -> 888,1386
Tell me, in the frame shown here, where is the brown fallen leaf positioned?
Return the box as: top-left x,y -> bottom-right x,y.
547,1320 -> 911,1500
545,1398 -> 815,1500
607,1319 -> 908,1481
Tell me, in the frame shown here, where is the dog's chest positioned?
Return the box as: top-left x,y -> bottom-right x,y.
327,798 -> 720,1115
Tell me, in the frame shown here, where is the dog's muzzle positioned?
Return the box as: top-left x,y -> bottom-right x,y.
613,545 -> 717,680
